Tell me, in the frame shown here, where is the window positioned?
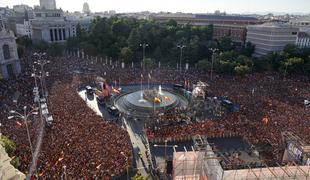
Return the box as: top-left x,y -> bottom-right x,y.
3,44 -> 10,60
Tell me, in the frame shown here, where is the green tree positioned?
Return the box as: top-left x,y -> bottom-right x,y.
120,47 -> 133,63
142,58 -> 153,70
131,174 -> 149,180
0,136 -> 16,157
10,156 -> 20,169
218,36 -> 233,52
243,42 -> 255,57
279,57 -> 304,75
234,65 -> 250,76
128,28 -> 141,59
197,59 -> 210,71
283,44 -> 300,58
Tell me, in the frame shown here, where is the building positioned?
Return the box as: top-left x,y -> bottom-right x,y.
40,0 -> 57,10
82,2 -> 91,15
16,19 -> 31,37
296,32 -> 310,48
0,20 -> 21,79
0,144 -> 25,180
246,23 -> 299,57
151,13 -> 260,44
30,6 -> 93,43
171,135 -> 310,180
290,16 -> 310,34
13,4 -> 32,13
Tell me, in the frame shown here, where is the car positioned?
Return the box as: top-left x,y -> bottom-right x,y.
86,86 -> 93,95
107,106 -> 119,116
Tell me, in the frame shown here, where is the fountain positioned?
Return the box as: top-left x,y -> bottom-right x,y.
114,86 -> 189,117
159,85 -> 163,95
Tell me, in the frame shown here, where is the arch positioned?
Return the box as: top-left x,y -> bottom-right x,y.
3,44 -> 10,60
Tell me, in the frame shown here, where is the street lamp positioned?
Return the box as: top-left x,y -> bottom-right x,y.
33,52 -> 50,99
177,45 -> 186,72
140,43 -> 149,71
120,152 -> 129,180
209,48 -> 219,81
7,106 -> 38,161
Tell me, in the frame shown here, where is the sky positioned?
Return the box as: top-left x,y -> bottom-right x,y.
2,0 -> 310,14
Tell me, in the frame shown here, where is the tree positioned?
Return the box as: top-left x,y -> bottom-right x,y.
142,58 -> 153,70
120,47 -> 133,63
131,173 -> 149,180
10,156 -> 20,169
216,60 -> 235,74
234,65 -> 250,76
279,57 -> 304,75
128,28 -> 141,52
153,46 -> 162,62
166,19 -> 178,27
283,44 -> 300,58
218,36 -> 233,52
243,42 -> 255,57
0,136 -> 16,157
197,59 -> 210,71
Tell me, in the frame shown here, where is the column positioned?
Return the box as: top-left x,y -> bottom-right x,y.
59,29 -> 62,41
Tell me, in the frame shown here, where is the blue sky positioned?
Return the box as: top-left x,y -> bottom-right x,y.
2,0 -> 310,14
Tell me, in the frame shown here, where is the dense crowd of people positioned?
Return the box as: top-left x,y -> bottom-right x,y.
145,72 -> 310,163
0,51 -> 309,178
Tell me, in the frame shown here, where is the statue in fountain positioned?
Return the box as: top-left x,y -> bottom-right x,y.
143,88 -> 162,104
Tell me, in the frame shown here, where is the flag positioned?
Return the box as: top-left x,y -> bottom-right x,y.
16,121 -> 22,126
262,117 -> 269,125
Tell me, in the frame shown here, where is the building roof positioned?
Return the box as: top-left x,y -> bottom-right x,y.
248,22 -> 299,29
195,14 -> 258,21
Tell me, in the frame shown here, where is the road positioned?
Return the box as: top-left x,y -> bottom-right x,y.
78,90 -> 150,177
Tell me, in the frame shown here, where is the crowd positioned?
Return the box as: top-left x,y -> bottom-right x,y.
145,72 -> 310,163
1,51 -> 309,178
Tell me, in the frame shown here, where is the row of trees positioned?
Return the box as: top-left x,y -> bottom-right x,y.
254,44 -> 310,75
16,16 -> 309,76
66,17 -> 230,65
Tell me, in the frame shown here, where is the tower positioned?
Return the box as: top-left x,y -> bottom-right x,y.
82,2 -> 90,15
40,0 -> 56,10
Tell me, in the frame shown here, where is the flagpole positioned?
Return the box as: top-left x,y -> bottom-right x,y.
140,73 -> 143,100
148,74 -> 150,90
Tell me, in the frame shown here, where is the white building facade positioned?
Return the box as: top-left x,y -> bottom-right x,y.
296,32 -> 310,48
0,27 -> 21,79
246,23 -> 299,57
30,8 -> 93,43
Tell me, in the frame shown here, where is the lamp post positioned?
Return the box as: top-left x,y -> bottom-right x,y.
120,152 -> 129,180
33,52 -> 49,99
209,48 -> 219,81
8,106 -> 38,161
140,43 -> 149,71
177,45 -> 186,72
